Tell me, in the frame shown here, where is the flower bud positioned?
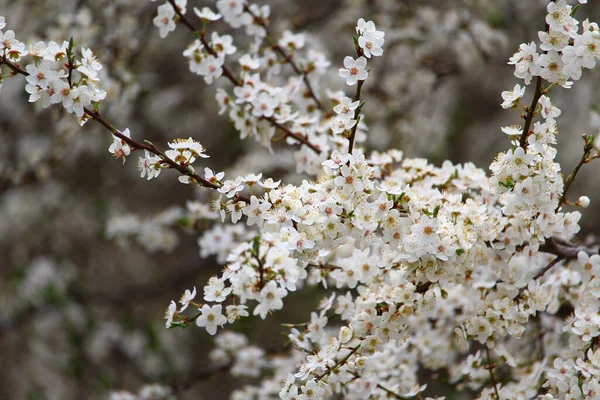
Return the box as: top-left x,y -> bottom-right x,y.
576,196 -> 591,208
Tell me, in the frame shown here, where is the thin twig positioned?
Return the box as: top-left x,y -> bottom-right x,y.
484,343 -> 501,400
517,256 -> 563,298
377,383 -> 409,399
265,116 -> 321,153
348,79 -> 364,155
83,107 -> 250,201
347,40 -> 366,154
519,76 -> 543,148
315,345 -> 360,381
555,136 -> 595,212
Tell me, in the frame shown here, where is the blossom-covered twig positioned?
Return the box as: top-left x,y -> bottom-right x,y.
0,56 -> 251,202
243,4 -> 326,113
315,345 -> 360,382
166,0 -> 322,154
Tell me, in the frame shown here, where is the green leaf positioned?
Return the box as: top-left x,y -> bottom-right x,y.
570,4 -> 580,17
251,235 -> 261,257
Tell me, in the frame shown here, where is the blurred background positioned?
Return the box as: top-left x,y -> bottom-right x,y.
1,0 -> 600,399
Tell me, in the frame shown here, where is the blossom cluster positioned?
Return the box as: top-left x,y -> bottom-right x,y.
3,0 -> 600,399
1,20 -> 106,124
509,0 -> 599,86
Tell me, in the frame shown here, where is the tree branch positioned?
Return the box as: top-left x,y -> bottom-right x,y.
540,237 -> 595,260
519,76 -> 543,149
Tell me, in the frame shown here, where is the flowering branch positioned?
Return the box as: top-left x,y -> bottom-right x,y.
5,2 -> 600,398
266,116 -> 321,152
165,0 -> 240,85
0,55 -> 251,202
243,5 -> 326,113
84,107 -> 251,202
166,0 -> 322,154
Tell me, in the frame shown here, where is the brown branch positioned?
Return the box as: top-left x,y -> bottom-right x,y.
82,107 -> 249,199
348,79 -> 364,154
308,263 -> 342,271
165,0 -> 322,153
166,0 -> 198,35
265,116 -> 321,153
0,55 -> 27,75
244,5 -> 326,113
315,345 -> 360,381
66,38 -> 75,88
166,0 -> 241,86
540,236 -> 595,260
